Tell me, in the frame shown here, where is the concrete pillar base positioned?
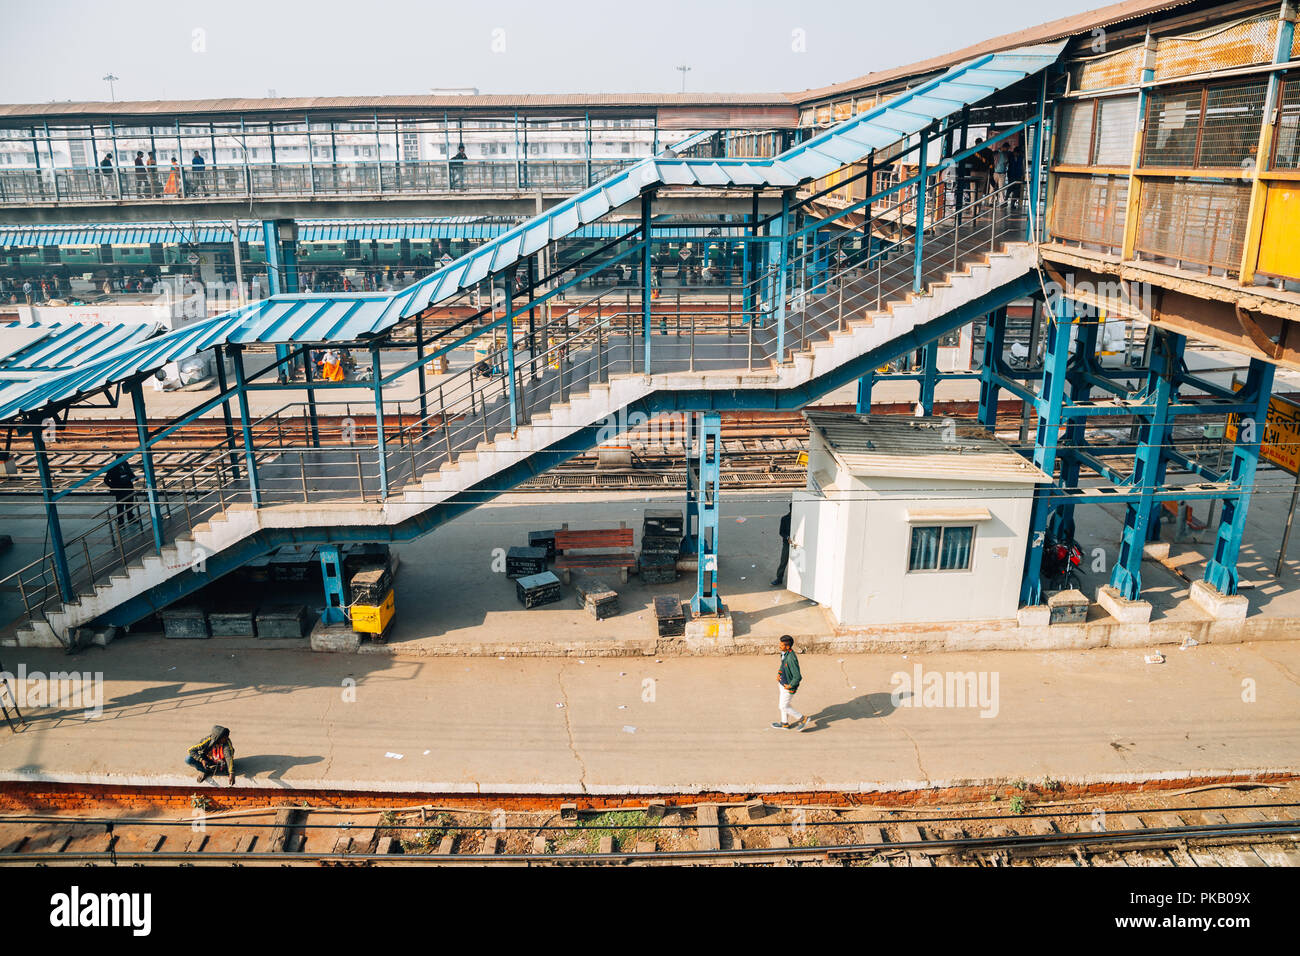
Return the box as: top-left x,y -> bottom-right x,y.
1189,579 -> 1249,622
310,620 -> 361,653
1097,585 -> 1152,624
684,611 -> 734,644
1017,605 -> 1051,627
1143,541 -> 1171,561
1046,589 -> 1089,625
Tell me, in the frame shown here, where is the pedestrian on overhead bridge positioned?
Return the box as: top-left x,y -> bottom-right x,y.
186,725 -> 236,785
772,635 -> 810,732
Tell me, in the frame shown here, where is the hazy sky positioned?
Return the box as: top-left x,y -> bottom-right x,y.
2,0 -> 1105,103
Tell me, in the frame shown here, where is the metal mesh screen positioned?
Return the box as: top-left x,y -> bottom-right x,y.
1198,80 -> 1267,167
1056,100 -> 1095,165
1050,173 -> 1128,251
1135,178 -> 1250,272
1273,80 -> 1300,170
1153,15 -> 1278,81
1142,79 -> 1266,169
1071,44 -> 1145,92
1095,96 -> 1139,166
1143,87 -> 1202,166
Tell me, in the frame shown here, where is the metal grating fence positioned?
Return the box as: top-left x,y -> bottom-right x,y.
1143,78 -> 1267,169
1273,80 -> 1300,170
1071,44 -> 1146,92
1153,14 -> 1278,81
1135,177 -> 1250,273
1050,173 -> 1128,252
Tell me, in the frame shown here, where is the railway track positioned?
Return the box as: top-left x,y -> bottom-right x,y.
2,797 -> 1296,867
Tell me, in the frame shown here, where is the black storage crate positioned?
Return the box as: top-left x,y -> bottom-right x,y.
256,605 -> 311,638
643,509 -> 684,537
349,566 -> 393,605
208,609 -> 256,638
516,571 -> 562,609
575,578 -> 620,620
161,606 -> 209,639
653,596 -> 686,637
528,529 -> 560,560
506,545 -> 548,579
640,533 -> 681,555
639,550 -> 678,585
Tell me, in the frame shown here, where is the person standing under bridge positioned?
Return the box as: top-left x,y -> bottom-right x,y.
771,502 -> 792,588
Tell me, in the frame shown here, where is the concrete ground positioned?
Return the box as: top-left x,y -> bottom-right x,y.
0,639 -> 1295,793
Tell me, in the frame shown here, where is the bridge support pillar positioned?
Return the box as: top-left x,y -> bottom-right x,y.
691,412 -> 724,616
262,219 -> 299,380
919,341 -> 938,416
855,372 -> 874,414
1204,357 -> 1276,596
318,545 -> 347,625
213,346 -> 241,482
128,379 -> 165,555
977,307 -> 1006,429
372,348 -> 389,499
29,423 -> 74,604
1109,328 -> 1183,601
230,345 -> 261,508
1020,295 -> 1073,607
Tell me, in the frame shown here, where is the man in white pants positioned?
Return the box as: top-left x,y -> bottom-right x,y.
772,635 -> 810,731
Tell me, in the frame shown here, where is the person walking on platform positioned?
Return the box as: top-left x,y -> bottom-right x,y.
771,502 -> 792,587
771,635 -> 809,731
186,725 -> 236,785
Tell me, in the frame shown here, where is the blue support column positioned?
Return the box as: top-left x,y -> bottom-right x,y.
1027,74 -> 1047,242
912,124 -> 932,293
318,545 -> 347,625
1058,316 -> 1100,541
372,347 -> 389,499
213,347 -> 242,481
1109,328 -> 1182,600
641,193 -> 653,372
1144,330 -> 1185,541
128,379 -> 164,554
262,219 -> 300,379
855,371 -> 875,414
918,342 -> 939,416
230,345 -> 261,508
691,411 -> 724,616
683,413 -> 699,553
1204,357 -> 1276,595
503,276 -> 519,432
977,307 -> 1006,429
29,423 -> 74,603
774,190 -> 791,361
1020,297 -> 1074,606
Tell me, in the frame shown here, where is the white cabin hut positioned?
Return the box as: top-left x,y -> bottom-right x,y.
788,412 -> 1050,627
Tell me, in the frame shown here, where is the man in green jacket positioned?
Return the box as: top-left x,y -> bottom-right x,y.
772,635 -> 810,731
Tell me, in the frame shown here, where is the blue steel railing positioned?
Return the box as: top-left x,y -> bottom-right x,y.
0,158 -> 641,205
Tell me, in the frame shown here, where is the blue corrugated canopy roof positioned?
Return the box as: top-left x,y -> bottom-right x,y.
0,41 -> 1063,422
0,319 -> 164,382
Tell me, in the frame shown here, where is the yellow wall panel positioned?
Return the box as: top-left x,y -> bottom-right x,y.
1256,182 -> 1300,281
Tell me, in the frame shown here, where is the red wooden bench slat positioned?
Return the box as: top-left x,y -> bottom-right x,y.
554,529 -> 634,550
555,552 -> 637,569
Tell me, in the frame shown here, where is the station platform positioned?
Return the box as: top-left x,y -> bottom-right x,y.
0,639 -> 1295,795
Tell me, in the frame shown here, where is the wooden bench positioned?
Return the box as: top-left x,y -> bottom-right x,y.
553,523 -> 636,584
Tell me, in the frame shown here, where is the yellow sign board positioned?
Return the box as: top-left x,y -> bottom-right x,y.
1225,386 -> 1300,477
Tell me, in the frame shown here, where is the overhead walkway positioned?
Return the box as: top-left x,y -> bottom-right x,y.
1,45 -> 1067,644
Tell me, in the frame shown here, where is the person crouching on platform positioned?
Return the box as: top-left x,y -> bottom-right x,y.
187,725 -> 236,785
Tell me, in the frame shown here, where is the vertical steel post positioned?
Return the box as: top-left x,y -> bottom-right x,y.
504,275 -> 519,432
691,412 -> 724,616
1205,357 -> 1277,595
318,545 -> 347,625
231,345 -> 261,507
774,189 -> 791,361
919,342 -> 939,416
213,346 -> 241,481
302,344 -> 321,448
642,192 -> 653,372
1110,327 -> 1181,601
129,379 -> 165,554
977,307 -> 1006,429
1019,295 -> 1074,606
415,315 -> 428,433
912,123 -> 933,293
1027,73 -> 1048,242
855,372 -> 874,414
30,424 -> 74,603
372,347 -> 389,499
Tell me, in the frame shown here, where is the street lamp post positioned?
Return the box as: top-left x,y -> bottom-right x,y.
102,73 -> 119,101
676,65 -> 691,93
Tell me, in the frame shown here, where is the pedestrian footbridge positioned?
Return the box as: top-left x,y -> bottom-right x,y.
1,45 -> 1063,644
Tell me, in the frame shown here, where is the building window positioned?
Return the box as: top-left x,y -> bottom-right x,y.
908,525 -> 974,572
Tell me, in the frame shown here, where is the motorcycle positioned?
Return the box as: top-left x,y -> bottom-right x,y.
1042,530 -> 1084,592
